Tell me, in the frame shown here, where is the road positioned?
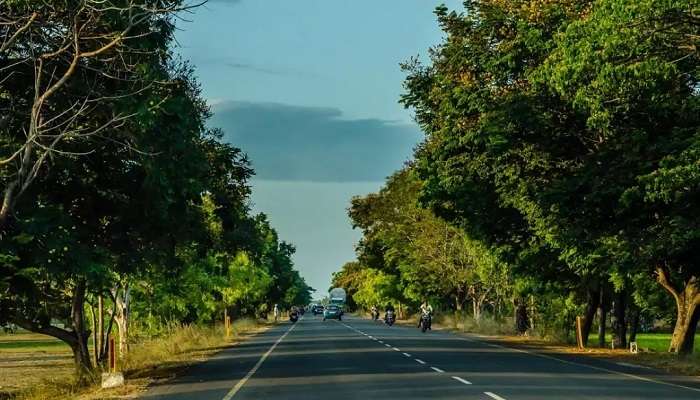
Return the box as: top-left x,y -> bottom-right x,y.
142,315 -> 700,400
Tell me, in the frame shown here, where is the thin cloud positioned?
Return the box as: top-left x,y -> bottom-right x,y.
209,101 -> 422,182
221,62 -> 319,78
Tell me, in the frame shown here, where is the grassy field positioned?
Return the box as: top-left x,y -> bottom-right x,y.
631,333 -> 700,353
0,332 -> 74,397
0,319 -> 270,400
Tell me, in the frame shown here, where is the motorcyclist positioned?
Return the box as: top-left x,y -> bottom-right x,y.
419,300 -> 433,330
290,305 -> 299,322
384,303 -> 395,323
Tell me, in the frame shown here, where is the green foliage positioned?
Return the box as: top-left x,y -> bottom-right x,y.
398,0 -> 700,352
336,168 -> 511,316
0,0 -> 312,373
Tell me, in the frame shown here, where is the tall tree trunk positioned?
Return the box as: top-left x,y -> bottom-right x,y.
89,302 -> 98,365
455,288 -> 466,312
529,295 -> 536,333
598,287 -> 609,348
472,297 -> 482,324
515,301 -> 529,335
71,279 -> 92,380
113,283 -> 131,358
97,295 -> 104,365
629,307 -> 640,344
11,280 -> 93,378
611,290 -> 627,349
656,267 -> 700,355
101,305 -> 115,362
582,285 -> 601,347
0,180 -> 18,230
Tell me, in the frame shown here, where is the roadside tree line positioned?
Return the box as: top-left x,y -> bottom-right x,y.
0,0 -> 312,378
334,0 -> 699,355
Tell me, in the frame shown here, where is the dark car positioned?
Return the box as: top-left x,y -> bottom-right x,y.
323,305 -> 342,321
312,304 -> 324,315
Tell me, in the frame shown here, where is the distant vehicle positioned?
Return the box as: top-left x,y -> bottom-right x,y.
329,287 -> 346,317
290,308 -> 299,323
329,288 -> 346,308
311,304 -> 324,315
323,305 -> 342,321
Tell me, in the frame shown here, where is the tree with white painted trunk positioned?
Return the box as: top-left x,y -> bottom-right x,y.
112,282 -> 131,357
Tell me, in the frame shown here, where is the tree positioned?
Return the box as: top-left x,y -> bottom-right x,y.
344,168 -> 509,319
0,0 -> 192,228
539,0 -> 700,354
402,0 -> 700,353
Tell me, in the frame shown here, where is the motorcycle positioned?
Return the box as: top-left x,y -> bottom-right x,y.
419,312 -> 431,333
290,311 -> 299,323
385,310 -> 395,326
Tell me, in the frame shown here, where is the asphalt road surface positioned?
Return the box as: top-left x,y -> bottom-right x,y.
142,315 -> 700,399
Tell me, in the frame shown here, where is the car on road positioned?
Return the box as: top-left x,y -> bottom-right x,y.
323,305 -> 342,321
311,304 -> 324,315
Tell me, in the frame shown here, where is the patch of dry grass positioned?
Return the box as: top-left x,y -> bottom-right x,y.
1,319 -> 269,400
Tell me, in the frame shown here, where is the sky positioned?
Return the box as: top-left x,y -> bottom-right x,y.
176,0 -> 463,295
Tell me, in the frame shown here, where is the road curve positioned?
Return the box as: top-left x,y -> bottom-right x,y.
141,315 -> 700,400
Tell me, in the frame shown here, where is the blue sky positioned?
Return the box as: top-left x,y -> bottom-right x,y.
176,0 -> 462,294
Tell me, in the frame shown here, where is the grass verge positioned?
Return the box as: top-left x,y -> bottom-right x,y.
0,318 -> 272,400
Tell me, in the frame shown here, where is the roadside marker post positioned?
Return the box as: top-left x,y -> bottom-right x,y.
575,316 -> 584,350
630,342 -> 638,354
101,337 -> 125,389
108,337 -> 116,373
224,308 -> 231,338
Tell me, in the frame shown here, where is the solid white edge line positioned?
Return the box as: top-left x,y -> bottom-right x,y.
415,359 -> 426,365
484,392 -> 507,400
430,366 -> 445,373
451,376 -> 472,385
222,319 -> 298,400
463,335 -> 700,393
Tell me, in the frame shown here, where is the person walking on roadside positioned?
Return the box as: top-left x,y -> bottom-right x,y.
273,303 -> 280,322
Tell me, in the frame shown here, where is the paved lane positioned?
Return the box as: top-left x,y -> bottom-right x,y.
143,315 -> 700,400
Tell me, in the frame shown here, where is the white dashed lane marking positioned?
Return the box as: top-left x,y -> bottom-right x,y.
485,392 -> 507,400
451,376 -> 472,385
340,319 -> 479,393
